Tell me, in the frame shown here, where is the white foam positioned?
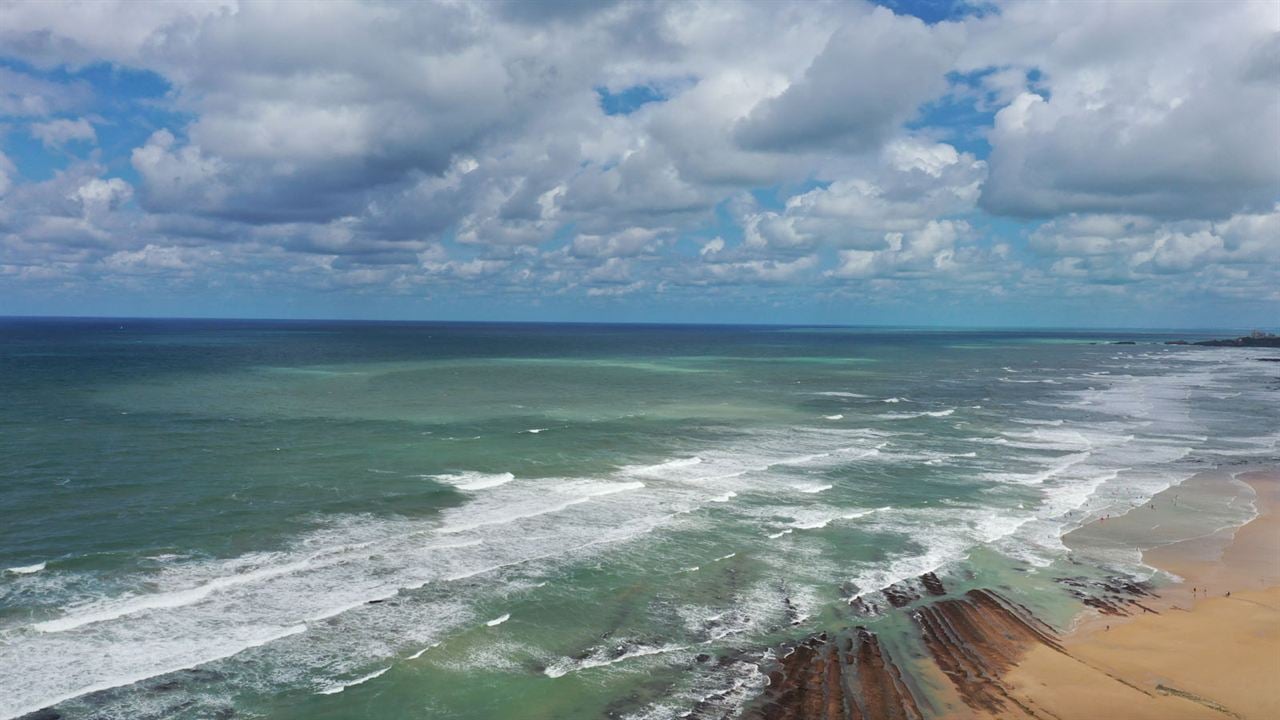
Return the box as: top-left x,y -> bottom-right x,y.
791,518 -> 831,530
33,556 -> 321,633
10,349 -> 1265,718
316,666 -> 390,695
879,408 -> 954,420
1,623 -> 309,720
627,457 -> 703,477
407,642 -> 439,660
524,428 -> 547,434
811,391 -> 868,398
792,483 -> 833,494
5,562 -> 45,575
430,471 -> 515,491
438,481 -> 644,534
544,642 -> 685,678
485,613 -> 510,627
822,414 -> 843,420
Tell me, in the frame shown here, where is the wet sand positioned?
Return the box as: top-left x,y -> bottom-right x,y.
1000,469 -> 1280,720
744,468 -> 1280,720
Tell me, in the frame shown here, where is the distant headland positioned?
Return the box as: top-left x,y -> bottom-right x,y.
1164,330 -> 1280,348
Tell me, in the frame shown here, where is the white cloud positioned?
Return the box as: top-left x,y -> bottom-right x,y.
0,0 -> 1273,320
965,0 -> 1280,219
571,228 -> 664,258
102,244 -> 220,274
0,151 -> 15,196
0,67 -> 92,116
735,7 -> 960,153
828,220 -> 969,279
743,140 -> 985,250
74,177 -> 132,215
30,117 -> 96,149
1030,206 -> 1280,283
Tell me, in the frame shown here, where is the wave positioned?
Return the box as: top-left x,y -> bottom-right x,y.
429,471 -> 515,491
879,408 -> 954,420
1,622 -> 309,720
811,391 -> 869,398
485,613 -> 510,627
33,555 -> 322,633
316,666 -> 391,695
822,414 -> 844,420
438,482 -> 644,534
4,562 -> 45,576
544,642 -> 685,678
625,456 -> 703,477
8,350 -> 1262,719
407,642 -> 439,660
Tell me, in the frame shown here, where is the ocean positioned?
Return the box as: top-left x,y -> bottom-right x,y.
1,319 -> 1276,719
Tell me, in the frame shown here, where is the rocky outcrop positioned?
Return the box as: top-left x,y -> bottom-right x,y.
741,572 -> 1162,720
747,628 -> 922,720
912,589 -> 1062,716
1192,335 -> 1280,348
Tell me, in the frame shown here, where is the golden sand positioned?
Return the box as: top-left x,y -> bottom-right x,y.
999,470 -> 1280,720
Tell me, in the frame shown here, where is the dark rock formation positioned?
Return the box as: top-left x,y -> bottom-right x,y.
918,573 -> 946,597
1192,334 -> 1280,348
912,589 -> 1062,717
739,571 -> 1164,719
1055,576 -> 1161,616
881,583 -> 920,609
747,629 -> 922,720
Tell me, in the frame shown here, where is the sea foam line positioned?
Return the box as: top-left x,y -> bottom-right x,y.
4,562 -> 45,576
2,623 -> 308,720
316,666 -> 391,695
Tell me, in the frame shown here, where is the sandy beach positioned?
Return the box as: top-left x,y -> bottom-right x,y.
997,468 -> 1280,720
749,467 -> 1280,720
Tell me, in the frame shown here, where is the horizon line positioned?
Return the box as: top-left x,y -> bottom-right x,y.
0,314 -> 1265,335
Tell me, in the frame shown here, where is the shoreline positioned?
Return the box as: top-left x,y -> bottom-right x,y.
745,465 -> 1280,720
999,468 -> 1280,719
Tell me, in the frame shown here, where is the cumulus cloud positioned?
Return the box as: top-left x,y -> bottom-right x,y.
743,139 -> 985,251
966,0 -> 1280,219
735,7 -> 960,153
30,117 -> 96,149
0,0 -> 1273,322
1031,206 -> 1280,284
829,220 -> 969,279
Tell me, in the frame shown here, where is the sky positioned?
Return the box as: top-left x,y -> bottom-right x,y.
0,0 -> 1277,328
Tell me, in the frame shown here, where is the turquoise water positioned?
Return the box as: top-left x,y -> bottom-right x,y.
1,320 -> 1276,719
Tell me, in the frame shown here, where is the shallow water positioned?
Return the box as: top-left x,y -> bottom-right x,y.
1,320 -> 1276,719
